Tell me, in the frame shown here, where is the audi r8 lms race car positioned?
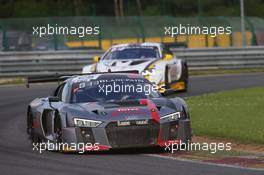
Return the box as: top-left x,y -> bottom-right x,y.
27,72 -> 192,153
82,43 -> 189,93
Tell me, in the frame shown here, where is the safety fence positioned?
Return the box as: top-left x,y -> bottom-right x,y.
0,16 -> 264,51
0,47 -> 264,77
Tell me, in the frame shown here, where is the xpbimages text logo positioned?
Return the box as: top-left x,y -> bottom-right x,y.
98,81 -> 163,96
164,140 -> 232,154
32,24 -> 100,37
164,24 -> 232,38
32,141 -> 100,153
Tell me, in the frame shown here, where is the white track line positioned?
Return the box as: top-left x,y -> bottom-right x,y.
144,154 -> 264,172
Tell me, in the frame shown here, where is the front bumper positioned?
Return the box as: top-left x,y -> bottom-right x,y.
61,119 -> 192,151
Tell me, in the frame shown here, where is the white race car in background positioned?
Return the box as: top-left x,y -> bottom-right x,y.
82,43 -> 188,93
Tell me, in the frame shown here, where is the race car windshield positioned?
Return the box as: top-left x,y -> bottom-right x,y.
71,79 -> 161,103
104,47 -> 159,60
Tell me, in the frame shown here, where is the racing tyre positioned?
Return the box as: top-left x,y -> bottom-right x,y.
27,110 -> 42,145
182,61 -> 189,92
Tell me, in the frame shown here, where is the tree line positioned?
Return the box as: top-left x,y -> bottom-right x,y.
0,0 -> 263,18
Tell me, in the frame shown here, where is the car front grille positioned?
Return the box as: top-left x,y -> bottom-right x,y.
105,120 -> 159,148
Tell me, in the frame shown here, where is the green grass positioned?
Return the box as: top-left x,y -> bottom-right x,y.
0,78 -> 25,85
186,86 -> 264,144
189,68 -> 264,76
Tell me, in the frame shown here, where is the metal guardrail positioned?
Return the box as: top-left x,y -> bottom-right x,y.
1,47 -> 264,77
172,46 -> 264,70
0,49 -> 103,77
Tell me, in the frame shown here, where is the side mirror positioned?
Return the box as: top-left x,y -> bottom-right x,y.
48,96 -> 60,103
93,56 -> 101,63
163,54 -> 173,60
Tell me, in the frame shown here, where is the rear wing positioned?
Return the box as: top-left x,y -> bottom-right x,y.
25,74 -> 66,88
25,70 -> 139,88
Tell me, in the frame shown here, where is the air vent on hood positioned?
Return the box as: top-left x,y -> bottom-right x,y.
130,60 -> 147,65
156,106 -> 162,111
113,100 -> 142,106
92,110 -> 99,115
92,110 -> 107,116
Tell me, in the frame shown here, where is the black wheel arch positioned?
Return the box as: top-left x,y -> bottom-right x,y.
27,106 -> 32,135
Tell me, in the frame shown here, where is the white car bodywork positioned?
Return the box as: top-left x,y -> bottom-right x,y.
82,43 -> 186,92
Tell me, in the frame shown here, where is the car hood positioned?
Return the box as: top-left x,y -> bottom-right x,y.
65,99 -> 177,122
97,59 -> 157,73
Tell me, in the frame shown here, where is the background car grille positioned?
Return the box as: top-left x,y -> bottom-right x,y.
106,120 -> 159,148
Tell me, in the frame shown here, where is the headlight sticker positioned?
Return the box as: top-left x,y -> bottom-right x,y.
160,112 -> 181,121
74,118 -> 102,127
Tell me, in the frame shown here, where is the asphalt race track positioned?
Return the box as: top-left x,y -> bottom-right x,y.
0,73 -> 264,175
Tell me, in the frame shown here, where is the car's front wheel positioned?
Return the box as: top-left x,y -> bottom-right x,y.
27,110 -> 42,146
54,115 -> 62,144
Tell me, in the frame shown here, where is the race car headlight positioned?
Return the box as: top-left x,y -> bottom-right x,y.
160,112 -> 181,121
147,64 -> 155,71
73,118 -> 102,127
142,64 -> 156,76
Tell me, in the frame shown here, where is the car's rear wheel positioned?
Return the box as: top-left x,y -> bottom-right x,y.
182,61 -> 189,92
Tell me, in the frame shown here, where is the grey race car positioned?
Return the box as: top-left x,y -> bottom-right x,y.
27,72 -> 192,152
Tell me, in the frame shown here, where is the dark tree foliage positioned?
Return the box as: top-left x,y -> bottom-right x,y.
0,0 -> 263,18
